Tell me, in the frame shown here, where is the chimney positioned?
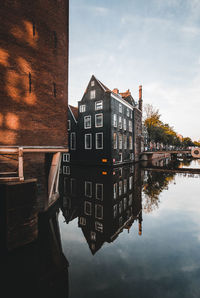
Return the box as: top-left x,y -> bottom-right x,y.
138,85 -> 142,111
112,88 -> 119,94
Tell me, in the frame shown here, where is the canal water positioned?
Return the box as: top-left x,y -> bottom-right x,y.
2,159 -> 200,298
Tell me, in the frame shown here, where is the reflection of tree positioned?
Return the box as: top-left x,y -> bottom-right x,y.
142,171 -> 175,213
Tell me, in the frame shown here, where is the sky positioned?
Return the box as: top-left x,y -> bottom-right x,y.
69,0 -> 200,141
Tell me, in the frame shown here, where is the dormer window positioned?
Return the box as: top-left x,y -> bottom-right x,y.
90,90 -> 96,99
91,80 -> 95,87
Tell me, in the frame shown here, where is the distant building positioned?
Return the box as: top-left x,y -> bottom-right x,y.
64,75 -> 143,166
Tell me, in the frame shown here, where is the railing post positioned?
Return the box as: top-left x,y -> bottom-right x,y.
18,147 -> 24,181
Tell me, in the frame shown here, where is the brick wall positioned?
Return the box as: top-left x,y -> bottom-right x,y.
0,0 -> 69,146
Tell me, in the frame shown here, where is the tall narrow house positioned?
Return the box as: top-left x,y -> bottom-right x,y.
75,75 -> 143,165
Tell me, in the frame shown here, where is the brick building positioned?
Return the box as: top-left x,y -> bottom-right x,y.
0,0 -> 69,146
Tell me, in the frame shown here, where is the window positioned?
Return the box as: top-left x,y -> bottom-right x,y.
119,181 -> 122,196
113,133 -> 117,149
91,80 -> 95,87
63,166 -> 70,175
95,204 -> 103,219
119,201 -> 122,214
127,108 -> 130,117
123,197 -> 127,210
70,178 -> 76,195
84,201 -> 92,215
119,116 -> 122,129
68,120 -> 71,131
95,100 -> 103,110
113,114 -> 117,127
129,176 -> 133,190
70,132 -> 76,150
63,153 -> 70,162
96,184 -> 103,200
85,181 -> 92,197
96,133 -> 103,149
129,136 -> 133,150
85,134 -> 92,149
119,153 -> 122,162
129,194 -> 133,206
95,114 -> 103,127
79,217 -> 86,226
113,183 -> 117,199
124,135 -> 127,149
129,120 -> 132,132
119,134 -> 122,149
119,103 -> 122,113
113,205 -> 118,218
124,179 -> 127,193
79,104 -> 86,113
91,231 -> 96,241
123,119 -> 127,130
90,90 -> 96,99
95,221 -> 103,233
84,115 -> 91,129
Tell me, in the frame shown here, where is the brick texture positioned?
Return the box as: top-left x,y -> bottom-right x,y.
0,0 -> 69,146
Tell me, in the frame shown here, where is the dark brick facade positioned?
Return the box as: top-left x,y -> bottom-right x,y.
0,0 -> 69,146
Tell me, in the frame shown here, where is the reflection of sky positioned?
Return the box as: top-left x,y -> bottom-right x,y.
59,174 -> 200,298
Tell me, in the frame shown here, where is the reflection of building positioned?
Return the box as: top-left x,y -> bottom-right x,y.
64,75 -> 143,165
0,1 -> 69,146
60,164 -> 143,254
1,203 -> 69,298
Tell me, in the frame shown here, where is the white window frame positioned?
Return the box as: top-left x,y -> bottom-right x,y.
119,103 -> 122,113
129,176 -> 133,190
95,100 -> 103,111
95,204 -> 103,219
96,132 -> 103,149
90,90 -> 96,99
123,118 -> 126,130
129,120 -> 132,132
127,108 -> 130,117
79,217 -> 86,226
95,113 -> 103,128
85,181 -> 92,197
84,115 -> 91,129
85,134 -> 92,149
124,179 -> 127,193
63,165 -> 70,175
95,221 -> 103,233
79,104 -> 86,113
124,135 -> 127,149
129,135 -> 133,150
113,183 -> 117,199
68,120 -> 71,131
119,181 -> 122,196
96,184 -> 103,200
63,153 -> 70,162
119,133 -> 122,149
118,116 -> 122,129
70,132 -> 76,150
113,114 -> 117,127
113,132 -> 117,149
91,231 -> 96,241
84,201 -> 92,215
91,80 -> 95,87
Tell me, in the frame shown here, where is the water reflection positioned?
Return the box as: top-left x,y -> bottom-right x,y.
1,203 -> 69,298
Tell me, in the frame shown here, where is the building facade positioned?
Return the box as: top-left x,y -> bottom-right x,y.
65,75 -> 143,166
0,0 -> 69,146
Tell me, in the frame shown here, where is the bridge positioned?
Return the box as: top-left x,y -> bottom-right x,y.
140,147 -> 200,160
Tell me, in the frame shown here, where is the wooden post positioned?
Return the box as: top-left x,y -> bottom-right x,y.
18,147 -> 24,181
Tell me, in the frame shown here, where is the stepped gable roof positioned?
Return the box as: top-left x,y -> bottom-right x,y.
69,105 -> 78,120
